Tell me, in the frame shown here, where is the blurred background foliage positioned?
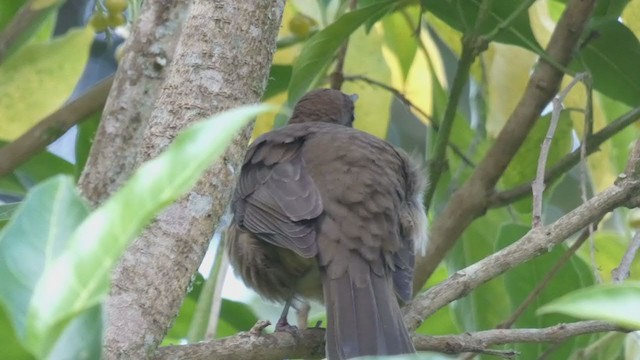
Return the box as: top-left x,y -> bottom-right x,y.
1,0 -> 640,359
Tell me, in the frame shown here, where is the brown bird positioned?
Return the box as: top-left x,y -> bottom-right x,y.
227,88 -> 427,359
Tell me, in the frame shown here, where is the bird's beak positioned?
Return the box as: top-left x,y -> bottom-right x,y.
349,94 -> 359,103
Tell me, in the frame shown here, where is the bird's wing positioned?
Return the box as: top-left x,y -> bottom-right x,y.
232,130 -> 323,258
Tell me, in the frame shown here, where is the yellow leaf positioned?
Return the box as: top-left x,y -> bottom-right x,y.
564,85 -> 617,192
0,27 -> 94,140
528,0 -> 555,48
622,0 -> 640,39
485,43 -> 536,137
342,25 -> 392,139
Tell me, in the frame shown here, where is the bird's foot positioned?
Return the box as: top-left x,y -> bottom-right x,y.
275,317 -> 299,334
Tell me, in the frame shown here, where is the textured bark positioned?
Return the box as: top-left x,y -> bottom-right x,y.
79,0 -> 189,204
101,1 -> 285,359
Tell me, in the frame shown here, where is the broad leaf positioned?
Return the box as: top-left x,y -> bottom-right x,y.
422,0 -> 542,52
0,26 -> 94,140
25,104 -> 272,356
498,224 -> 594,359
538,283 -> 640,329
0,176 -> 89,348
287,0 -> 398,103
572,20 -> 640,107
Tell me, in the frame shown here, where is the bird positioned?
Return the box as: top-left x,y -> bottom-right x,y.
226,88 -> 427,359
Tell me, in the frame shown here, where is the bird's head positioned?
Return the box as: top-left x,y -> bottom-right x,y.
288,88 -> 358,127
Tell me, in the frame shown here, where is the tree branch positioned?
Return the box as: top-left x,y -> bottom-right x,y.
424,0 -> 491,212
406,140 -> 640,330
497,223 -> 597,329
611,230 -> 640,283
532,73 -> 586,227
0,0 -> 52,64
99,1 -> 285,358
329,0 -> 357,90
0,75 -> 113,177
79,0 -> 190,204
489,106 -> 640,208
153,320 -> 624,360
413,0 -> 597,290
414,321 -> 627,355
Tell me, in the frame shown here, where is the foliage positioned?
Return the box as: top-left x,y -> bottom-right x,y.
1,0 -> 640,359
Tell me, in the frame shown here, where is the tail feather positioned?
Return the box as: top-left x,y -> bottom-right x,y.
323,266 -> 415,359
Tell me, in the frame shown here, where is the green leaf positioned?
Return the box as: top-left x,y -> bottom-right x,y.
0,145 -> 74,197
422,0 -> 542,52
498,224 -> 594,359
287,0 -> 398,103
447,209 -> 510,331
382,8 -> 418,81
538,283 -> 640,329
0,176 -> 89,353
219,299 -> 258,334
0,202 -> 20,230
47,305 -> 102,360
263,65 -> 292,100
0,26 -> 94,140
572,20 -> 640,107
499,112 -> 573,213
25,104 -> 273,356
74,111 -> 102,178
0,306 -> 34,360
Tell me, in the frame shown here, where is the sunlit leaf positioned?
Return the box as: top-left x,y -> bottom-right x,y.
485,43 -> 536,137
25,104 -> 273,356
0,26 -> 94,140
343,26 -> 392,139
538,283 -> 640,329
288,0 -> 398,103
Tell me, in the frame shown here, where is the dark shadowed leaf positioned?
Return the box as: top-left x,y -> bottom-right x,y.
422,0 -> 542,52
498,224 -> 594,359
572,20 -> 640,107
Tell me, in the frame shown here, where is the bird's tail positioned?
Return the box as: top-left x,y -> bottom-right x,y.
323,267 -> 415,359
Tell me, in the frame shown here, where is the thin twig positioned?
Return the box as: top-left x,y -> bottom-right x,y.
0,74 -> 114,177
424,0 -> 491,212
343,75 -> 475,167
580,74 -> 601,283
497,223 -> 597,329
406,139 -> 640,330
413,321 -> 626,356
489,106 -> 640,208
532,73 -> 586,227
329,0 -> 357,90
611,231 -> 640,283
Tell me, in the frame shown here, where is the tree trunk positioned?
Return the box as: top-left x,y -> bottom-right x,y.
79,0 -> 285,358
